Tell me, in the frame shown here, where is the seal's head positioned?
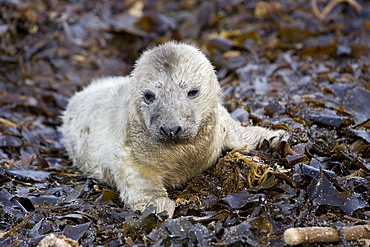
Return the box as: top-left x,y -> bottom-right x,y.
131,42 -> 220,143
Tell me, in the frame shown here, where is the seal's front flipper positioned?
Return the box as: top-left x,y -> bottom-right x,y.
152,197 -> 176,218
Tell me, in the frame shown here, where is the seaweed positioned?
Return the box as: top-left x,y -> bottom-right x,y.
1,0 -> 369,245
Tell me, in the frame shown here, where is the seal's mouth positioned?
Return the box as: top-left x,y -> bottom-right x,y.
155,133 -> 192,144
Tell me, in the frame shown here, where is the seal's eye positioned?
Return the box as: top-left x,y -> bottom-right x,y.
187,88 -> 200,99
143,90 -> 156,104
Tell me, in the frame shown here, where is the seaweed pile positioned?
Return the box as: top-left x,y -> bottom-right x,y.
0,0 -> 369,246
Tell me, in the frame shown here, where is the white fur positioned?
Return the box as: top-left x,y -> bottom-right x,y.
61,42 -> 285,217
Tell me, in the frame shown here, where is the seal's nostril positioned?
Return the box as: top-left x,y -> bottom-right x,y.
173,126 -> 182,137
159,126 -> 168,136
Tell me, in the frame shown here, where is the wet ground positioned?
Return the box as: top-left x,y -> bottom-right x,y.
0,0 -> 369,246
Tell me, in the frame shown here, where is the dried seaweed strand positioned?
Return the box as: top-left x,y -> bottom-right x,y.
0,117 -> 17,128
222,145 -> 274,187
284,225 -> 370,245
0,213 -> 32,238
311,0 -> 362,20
344,215 -> 370,224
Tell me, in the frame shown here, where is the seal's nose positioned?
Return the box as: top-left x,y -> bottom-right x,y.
159,125 -> 182,139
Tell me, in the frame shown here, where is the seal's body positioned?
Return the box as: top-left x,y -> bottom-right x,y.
61,42 -> 285,217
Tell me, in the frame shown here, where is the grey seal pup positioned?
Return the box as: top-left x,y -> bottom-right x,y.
61,42 -> 286,218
